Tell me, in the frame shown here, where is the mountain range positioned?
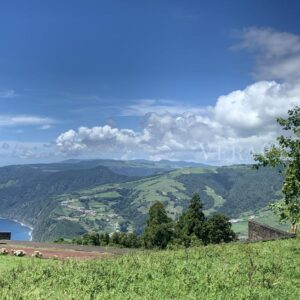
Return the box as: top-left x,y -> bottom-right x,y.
0,159 -> 284,241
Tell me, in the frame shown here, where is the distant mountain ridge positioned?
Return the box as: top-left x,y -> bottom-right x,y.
0,159 -> 283,241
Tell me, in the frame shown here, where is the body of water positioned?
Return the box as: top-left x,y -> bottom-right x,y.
0,218 -> 32,241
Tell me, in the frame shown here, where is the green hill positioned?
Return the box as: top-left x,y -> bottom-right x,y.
34,165 -> 283,241
0,160 -> 285,241
0,238 -> 299,299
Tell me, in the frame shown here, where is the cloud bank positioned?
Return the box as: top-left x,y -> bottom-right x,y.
4,27 -> 299,165
0,115 -> 55,127
55,28 -> 300,164
56,79 -> 300,164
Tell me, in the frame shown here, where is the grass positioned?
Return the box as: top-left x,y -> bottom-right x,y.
0,238 -> 299,299
204,186 -> 226,215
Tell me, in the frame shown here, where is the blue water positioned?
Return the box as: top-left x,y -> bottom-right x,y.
0,218 -> 32,241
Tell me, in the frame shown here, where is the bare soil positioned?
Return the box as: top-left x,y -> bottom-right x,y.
0,240 -> 131,260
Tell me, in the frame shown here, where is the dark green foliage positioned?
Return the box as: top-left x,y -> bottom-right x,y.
173,194 -> 236,247
147,201 -> 172,226
143,202 -> 173,249
68,195 -> 236,249
206,213 -> 237,244
73,231 -> 141,248
174,193 -> 206,246
39,219 -> 86,241
177,166 -> 283,217
254,106 -> 300,233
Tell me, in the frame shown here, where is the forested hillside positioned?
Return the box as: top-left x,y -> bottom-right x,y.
29,165 -> 285,241
0,160 -> 284,241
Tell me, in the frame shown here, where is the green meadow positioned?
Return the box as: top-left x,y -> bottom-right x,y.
0,238 -> 299,299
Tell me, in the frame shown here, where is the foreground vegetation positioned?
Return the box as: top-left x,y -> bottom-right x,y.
254,106 -> 300,233
0,238 -> 299,299
68,194 -> 236,249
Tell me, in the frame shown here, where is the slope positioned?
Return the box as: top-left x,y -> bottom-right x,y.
34,165 -> 284,241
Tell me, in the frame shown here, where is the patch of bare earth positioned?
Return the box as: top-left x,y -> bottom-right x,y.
0,243 -> 122,260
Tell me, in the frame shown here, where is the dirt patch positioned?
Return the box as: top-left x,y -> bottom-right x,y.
2,246 -> 112,260
0,240 -> 134,260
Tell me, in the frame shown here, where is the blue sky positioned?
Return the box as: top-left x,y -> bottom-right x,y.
1,0 -> 300,165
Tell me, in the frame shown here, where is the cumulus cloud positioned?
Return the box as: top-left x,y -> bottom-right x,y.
55,79 -> 300,164
54,28 -> 300,164
236,27 -> 300,80
214,80 -> 300,135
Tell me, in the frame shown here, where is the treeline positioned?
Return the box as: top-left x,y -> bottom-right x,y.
68,193 -> 237,249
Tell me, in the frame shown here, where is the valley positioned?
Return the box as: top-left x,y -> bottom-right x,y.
0,159 -> 285,241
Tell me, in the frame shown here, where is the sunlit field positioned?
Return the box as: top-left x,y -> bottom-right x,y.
0,238 -> 299,299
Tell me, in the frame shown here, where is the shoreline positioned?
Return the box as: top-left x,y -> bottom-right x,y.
0,217 -> 33,241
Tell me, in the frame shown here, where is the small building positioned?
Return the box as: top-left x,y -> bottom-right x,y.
0,232 -> 11,240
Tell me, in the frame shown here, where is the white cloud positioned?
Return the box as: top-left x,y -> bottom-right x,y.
122,99 -> 210,116
0,89 -> 17,98
40,124 -> 52,130
214,80 -> 300,135
0,141 -> 59,165
55,79 -> 300,164
236,27 -> 300,80
0,115 -> 55,127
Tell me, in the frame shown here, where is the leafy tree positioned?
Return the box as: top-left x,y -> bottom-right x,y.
111,232 -> 121,245
254,106 -> 300,233
174,193 -> 207,246
206,214 -> 237,244
99,233 -> 110,246
143,201 -> 173,249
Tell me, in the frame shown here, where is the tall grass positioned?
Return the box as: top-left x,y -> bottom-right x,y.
0,238 -> 299,299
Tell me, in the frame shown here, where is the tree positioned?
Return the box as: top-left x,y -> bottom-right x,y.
99,233 -> 110,246
206,214 -> 237,244
254,106 -> 300,233
174,193 -> 207,246
143,201 -> 173,249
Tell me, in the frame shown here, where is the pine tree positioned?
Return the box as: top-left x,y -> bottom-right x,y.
143,201 -> 173,249
174,193 -> 207,246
